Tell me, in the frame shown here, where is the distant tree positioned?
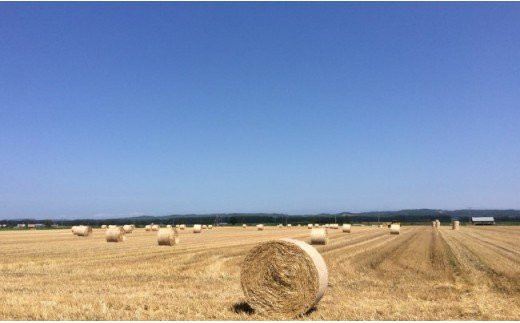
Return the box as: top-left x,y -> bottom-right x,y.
229,217 -> 238,225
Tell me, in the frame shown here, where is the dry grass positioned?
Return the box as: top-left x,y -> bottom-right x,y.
0,226 -> 518,320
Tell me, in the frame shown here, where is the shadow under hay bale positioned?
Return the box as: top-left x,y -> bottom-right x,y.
232,302 -> 254,315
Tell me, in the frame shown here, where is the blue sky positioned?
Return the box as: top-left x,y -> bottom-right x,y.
1,3 -> 519,219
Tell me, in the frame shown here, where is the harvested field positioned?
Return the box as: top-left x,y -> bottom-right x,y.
0,226 -> 518,320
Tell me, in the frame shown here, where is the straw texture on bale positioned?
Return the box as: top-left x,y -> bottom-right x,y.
452,221 -> 460,230
122,225 -> 133,234
101,225 -> 107,229
76,226 -> 92,236
307,224 -> 313,229
157,228 -> 179,246
180,224 -> 186,230
151,224 -> 160,231
106,227 -> 125,242
390,224 -> 400,234
240,238 -> 328,317
145,225 -> 152,231
342,224 -> 351,233
193,224 -> 202,233
310,228 -> 328,245
257,224 -> 264,231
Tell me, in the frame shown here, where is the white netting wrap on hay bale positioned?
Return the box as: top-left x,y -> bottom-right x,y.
310,228 -> 328,245
390,224 -> 400,234
193,224 -> 202,233
106,227 -> 125,242
75,226 -> 92,236
342,224 -> 351,233
157,228 -> 179,246
256,224 -> 264,231
240,238 -> 328,317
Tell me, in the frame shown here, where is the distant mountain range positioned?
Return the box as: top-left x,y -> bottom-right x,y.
1,209 -> 519,226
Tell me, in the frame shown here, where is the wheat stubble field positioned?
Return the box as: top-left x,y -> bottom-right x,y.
0,225 -> 518,320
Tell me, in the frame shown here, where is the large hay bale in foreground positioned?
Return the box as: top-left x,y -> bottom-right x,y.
106,227 -> 125,242
76,226 -> 92,236
257,224 -> 264,231
390,224 -> 400,234
342,224 -> 351,233
122,225 -> 133,234
193,224 -> 202,233
452,221 -> 460,230
157,228 -> 179,246
145,225 -> 152,231
71,226 -> 79,234
307,224 -> 313,229
151,224 -> 160,231
241,238 -> 328,317
310,228 -> 328,245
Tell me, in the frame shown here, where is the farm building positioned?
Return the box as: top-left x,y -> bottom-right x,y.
471,217 -> 495,225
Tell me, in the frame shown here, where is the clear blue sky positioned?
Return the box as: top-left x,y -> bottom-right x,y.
1,3 -> 519,219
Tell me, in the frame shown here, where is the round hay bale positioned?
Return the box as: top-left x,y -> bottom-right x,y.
241,238 -> 328,317
452,221 -> 460,230
180,224 -> 186,230
278,224 -> 283,228
175,224 -> 180,228
202,225 -> 208,229
122,225 -> 133,234
166,224 -> 172,229
390,224 -> 400,234
71,226 -> 79,234
106,227 -> 125,242
313,223 -> 319,227
257,224 -> 264,231
331,224 -> 339,229
101,225 -> 107,229
310,228 -> 328,245
76,226 -> 92,237
342,224 -> 351,233
287,224 -> 292,227
307,224 -> 313,229
157,228 -> 179,246
193,224 -> 202,233
432,221 -> 436,227
108,225 -> 117,229
243,224 -> 247,228
208,225 -> 213,229
151,224 -> 160,231
145,225 -> 152,231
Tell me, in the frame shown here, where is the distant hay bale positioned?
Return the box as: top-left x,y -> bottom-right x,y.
193,224 -> 202,233
287,224 -> 292,227
76,226 -> 92,237
241,238 -> 328,317
342,224 -> 351,233
208,225 -> 213,229
122,225 -> 133,234
257,224 -> 264,231
278,224 -> 283,228
157,228 -> 179,246
151,224 -> 160,231
432,221 -> 436,227
166,224 -> 172,228
314,224 -> 320,227
307,224 -> 313,229
310,228 -> 328,245
452,221 -> 460,230
106,227 -> 125,242
108,225 -> 117,229
145,225 -> 152,231
101,225 -> 107,229
331,224 -> 339,229
202,225 -> 208,229
390,224 -> 400,234
179,224 -> 186,230
243,224 -> 247,228
175,224 -> 180,228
